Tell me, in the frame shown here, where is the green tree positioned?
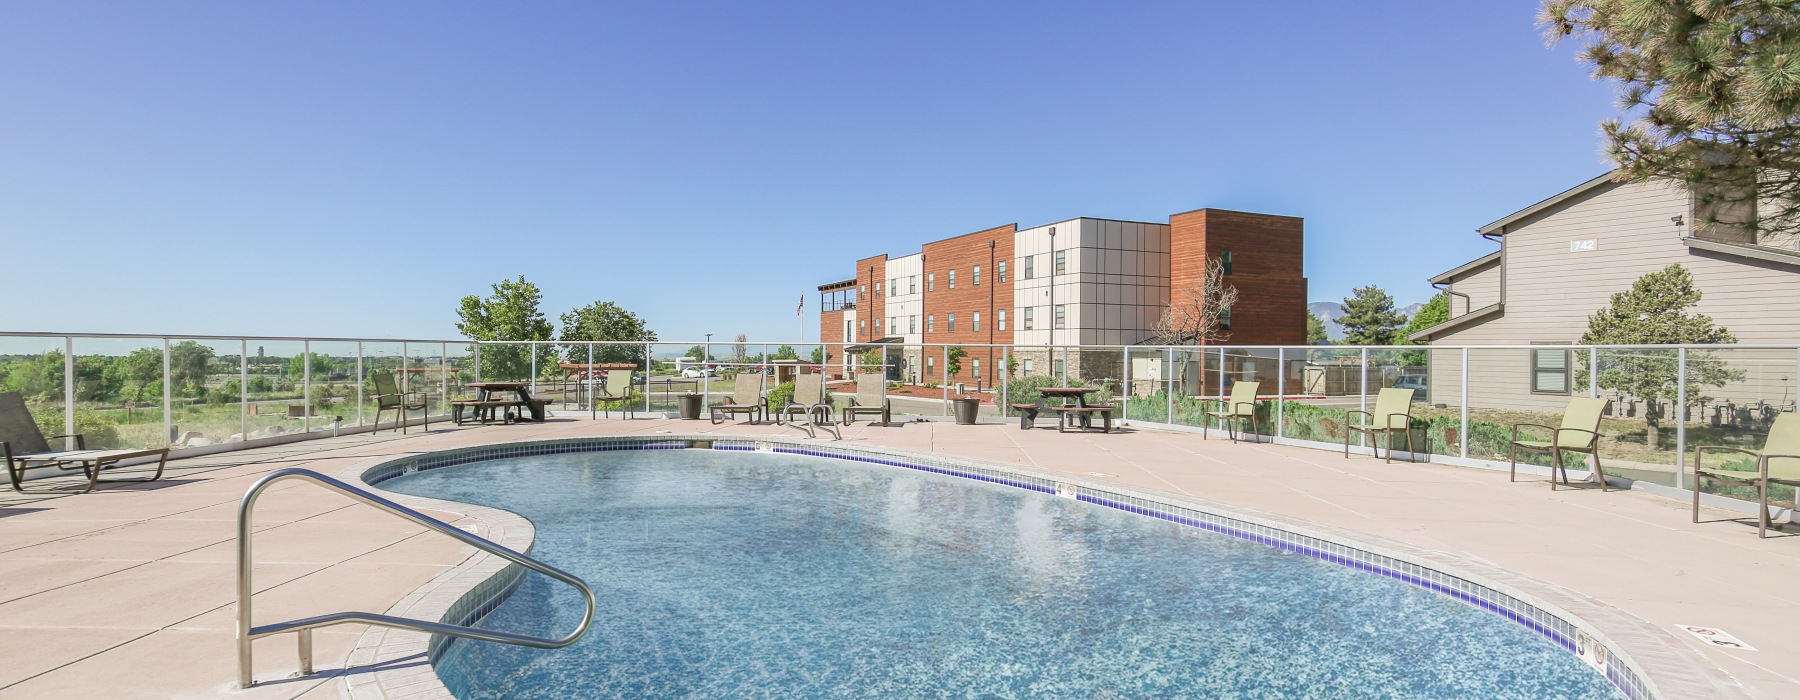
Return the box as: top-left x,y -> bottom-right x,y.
286,352 -> 337,380
684,345 -> 713,362
1337,286 -> 1408,345
945,346 -> 966,378
1542,1 -> 1800,240
168,341 -> 215,397
456,276 -> 555,380
1577,264 -> 1742,446
810,346 -> 827,365
558,300 -> 657,366
771,345 -> 800,360
1306,313 -> 1330,345
111,347 -> 164,407
1394,293 -> 1450,366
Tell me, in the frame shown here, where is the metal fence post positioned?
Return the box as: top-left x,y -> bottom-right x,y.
357,343 -> 365,427
401,341 -> 409,395
163,338 -> 172,447
1121,346 -> 1130,424
239,340 -> 249,441
440,342 -> 448,417
1588,346 -> 1599,398
942,345 -> 950,416
1165,347 -> 1175,425
530,344 -> 537,394
1359,347 -> 1369,448
303,340 -> 312,433
1677,347 -> 1688,490
473,343 -> 481,382
589,343 -> 596,420
1460,347 -> 1469,459
1276,347 -> 1286,440
1216,348 -> 1226,432
63,336 -> 74,448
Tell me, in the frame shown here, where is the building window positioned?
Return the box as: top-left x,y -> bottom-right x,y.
888,280 -> 895,297
860,320 -> 866,334
1221,308 -> 1233,331
889,317 -> 897,333
1054,304 -> 1066,329
927,315 -> 934,333
909,315 -> 918,333
1023,307 -> 1035,330
947,313 -> 955,333
909,276 -> 918,294
1023,358 -> 1035,374
998,261 -> 1008,282
949,269 -> 956,289
1053,250 -> 1066,275
876,281 -> 883,295
972,359 -> 980,379
972,311 -> 980,333
998,309 -> 1007,331
1023,257 -> 1035,280
973,265 -> 980,286
1222,251 -> 1234,275
1053,359 -> 1064,377
928,272 -> 935,292
845,321 -> 852,340
1532,347 -> 1570,395
927,356 -> 934,378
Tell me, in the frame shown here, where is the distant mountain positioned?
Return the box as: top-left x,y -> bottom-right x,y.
1309,301 -> 1426,342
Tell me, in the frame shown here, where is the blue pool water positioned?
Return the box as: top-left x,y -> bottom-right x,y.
383,450 -> 1623,699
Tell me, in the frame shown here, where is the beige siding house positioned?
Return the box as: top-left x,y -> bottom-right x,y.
1412,173 -> 1800,412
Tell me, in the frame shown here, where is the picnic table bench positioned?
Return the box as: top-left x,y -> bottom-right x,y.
458,382 -> 553,425
1052,405 -> 1114,433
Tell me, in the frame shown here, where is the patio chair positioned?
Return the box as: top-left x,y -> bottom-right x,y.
1510,397 -> 1609,491
1692,413 -> 1800,538
1344,387 -> 1418,463
594,369 -> 637,419
371,371 -> 429,434
710,372 -> 766,424
1204,381 -> 1261,443
776,373 -> 840,439
841,373 -> 891,426
2,391 -> 169,494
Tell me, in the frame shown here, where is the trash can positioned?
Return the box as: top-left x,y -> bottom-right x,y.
678,393 -> 704,420
952,398 -> 981,425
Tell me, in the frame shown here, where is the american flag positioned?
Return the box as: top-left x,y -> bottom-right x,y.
797,294 -> 804,316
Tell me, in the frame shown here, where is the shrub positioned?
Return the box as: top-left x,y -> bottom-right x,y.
765,381 -> 796,410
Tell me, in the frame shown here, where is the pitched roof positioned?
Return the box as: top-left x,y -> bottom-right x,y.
1405,303 -> 1503,342
1477,171 -> 1619,236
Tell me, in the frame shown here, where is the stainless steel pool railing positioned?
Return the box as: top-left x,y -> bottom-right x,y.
235,468 -> 597,688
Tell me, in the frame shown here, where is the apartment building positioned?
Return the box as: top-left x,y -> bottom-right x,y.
817,208 -> 1307,387
1413,172 -> 1800,411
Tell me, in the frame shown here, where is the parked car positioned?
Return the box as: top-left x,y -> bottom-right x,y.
1393,375 -> 1428,401
680,366 -> 718,379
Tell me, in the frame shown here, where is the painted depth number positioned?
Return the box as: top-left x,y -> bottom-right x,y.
1675,625 -> 1757,651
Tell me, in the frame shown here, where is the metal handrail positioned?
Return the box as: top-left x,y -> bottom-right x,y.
235,468 -> 596,688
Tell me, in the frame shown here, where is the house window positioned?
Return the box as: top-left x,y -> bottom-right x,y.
1222,251 -> 1233,275
972,359 -> 981,379
1531,347 -> 1570,395
1053,250 -> 1066,275
1054,304 -> 1066,329
946,313 -> 955,333
888,280 -> 895,297
1221,308 -> 1233,331
998,261 -> 1008,282
972,311 -> 980,333
926,315 -> 934,334
909,276 -> 918,294
860,320 -> 866,334
1023,307 -> 1035,330
972,265 -> 980,286
909,316 -> 918,333
928,272 -> 935,292
927,356 -> 934,378
949,270 -> 957,289
845,321 -> 852,340
1053,359 -> 1064,377
876,281 -> 883,295
1023,358 -> 1035,374
1023,256 -> 1035,280
890,317 -> 897,333
998,309 -> 1007,331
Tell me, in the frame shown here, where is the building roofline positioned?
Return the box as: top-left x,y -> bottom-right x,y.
1477,171 -> 1620,235
1167,206 -> 1304,221
816,278 -> 857,292
1406,303 -> 1504,342
1427,251 -> 1502,284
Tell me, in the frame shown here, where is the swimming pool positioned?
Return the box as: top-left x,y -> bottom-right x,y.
378,443 -> 1627,699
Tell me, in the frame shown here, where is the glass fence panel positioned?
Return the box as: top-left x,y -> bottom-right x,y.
0,338 -> 68,447
1419,347 -> 1466,457
168,339 -> 246,447
360,342 -> 405,429
1219,347 -> 1280,440
1124,347 -> 1166,423
69,337 -> 166,450
308,341 -> 360,432
1366,347 -> 1443,456
241,340 -> 304,442
645,343 -> 695,415
999,345 -> 1054,421
1166,348 -> 1209,429
1279,346 -> 1362,444
1457,347 -> 1585,475
1692,347 -> 1798,510
1588,347 -> 1681,486
885,344 -> 934,420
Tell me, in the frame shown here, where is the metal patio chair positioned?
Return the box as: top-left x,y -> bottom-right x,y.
1344,387 -> 1419,463
710,372 -> 766,424
1204,381 -> 1261,443
1693,412 -> 1800,538
1510,397 -> 1609,491
776,373 -> 839,439
594,369 -> 637,419
2,391 -> 169,493
371,371 -> 428,434
841,373 -> 890,426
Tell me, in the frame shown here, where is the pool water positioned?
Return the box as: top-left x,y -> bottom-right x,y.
384,450 -> 1623,699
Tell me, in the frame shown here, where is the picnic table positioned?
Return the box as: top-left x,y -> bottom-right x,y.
1038,386 -> 1113,433
454,381 -> 550,424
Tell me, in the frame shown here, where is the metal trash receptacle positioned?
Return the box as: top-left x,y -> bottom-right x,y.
678,393 -> 704,420
952,398 -> 980,425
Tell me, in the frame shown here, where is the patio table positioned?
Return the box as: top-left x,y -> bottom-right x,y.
1039,386 -> 1112,433
465,381 -> 548,422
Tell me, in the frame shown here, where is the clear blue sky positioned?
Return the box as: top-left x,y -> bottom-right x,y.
0,1 -> 1616,343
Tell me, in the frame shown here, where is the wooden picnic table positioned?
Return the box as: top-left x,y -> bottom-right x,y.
1038,387 -> 1112,433
461,381 -> 549,423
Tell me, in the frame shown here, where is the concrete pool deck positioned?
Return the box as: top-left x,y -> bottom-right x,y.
0,416 -> 1795,699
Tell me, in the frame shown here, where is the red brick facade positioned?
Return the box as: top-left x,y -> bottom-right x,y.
1168,209 -> 1307,345
921,224 -> 1015,386
854,254 -> 887,343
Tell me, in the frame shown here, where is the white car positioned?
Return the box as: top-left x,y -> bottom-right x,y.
680,367 -> 718,378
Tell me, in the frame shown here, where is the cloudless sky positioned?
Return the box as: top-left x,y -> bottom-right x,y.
0,1 -> 1619,343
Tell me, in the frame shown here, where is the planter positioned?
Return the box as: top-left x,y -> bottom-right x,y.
952,398 -> 981,425
678,393 -> 703,420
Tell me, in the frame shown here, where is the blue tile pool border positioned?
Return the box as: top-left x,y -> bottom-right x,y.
361,435 -> 1657,700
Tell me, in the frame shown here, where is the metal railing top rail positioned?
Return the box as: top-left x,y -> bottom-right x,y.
0,331 -> 465,344
474,340 -> 1800,350
235,468 -> 596,688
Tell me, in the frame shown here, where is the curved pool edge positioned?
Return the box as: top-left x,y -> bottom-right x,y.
333,434 -> 1743,700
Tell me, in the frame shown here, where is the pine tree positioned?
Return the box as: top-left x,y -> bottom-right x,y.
1337,286 -> 1407,345
1306,313 -> 1330,345
1577,264 -> 1742,446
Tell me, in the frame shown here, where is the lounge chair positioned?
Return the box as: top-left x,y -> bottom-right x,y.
841,373 -> 890,426
371,371 -> 428,434
594,369 -> 637,419
1693,413 -> 1800,538
1344,387 -> 1418,463
775,373 -> 839,439
710,372 -> 766,424
2,392 -> 169,493
1204,381 -> 1261,442
1510,397 -> 1609,491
